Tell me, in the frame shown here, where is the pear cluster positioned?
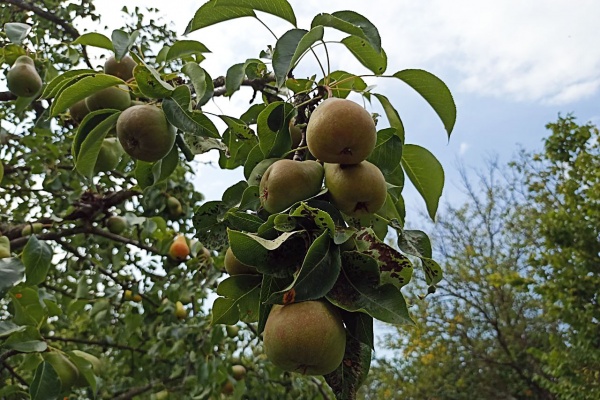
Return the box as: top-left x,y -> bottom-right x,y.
307,98 -> 387,217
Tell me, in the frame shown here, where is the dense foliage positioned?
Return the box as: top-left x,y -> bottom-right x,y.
0,1 -> 456,399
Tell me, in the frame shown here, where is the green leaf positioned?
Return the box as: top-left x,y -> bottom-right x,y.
256,102 -> 295,157
224,210 -> 264,232
72,109 -> 119,163
373,93 -> 404,140
111,29 -> 138,61
41,69 -> 96,100
182,62 -> 208,102
0,259 -> 25,298
320,70 -> 367,99
266,231 -> 341,304
402,144 -> 444,220
75,112 -> 120,178
212,275 -> 262,324
289,26 -> 324,70
258,275 -> 288,334
324,333 -> 372,399
227,230 -> 308,276
216,0 -> 297,26
341,35 -> 387,75
184,0 -> 256,34
397,229 -> 432,259
368,128 -> 403,176
72,32 -> 113,50
22,236 -> 52,286
312,11 -> 381,52
393,69 -> 456,138
273,29 -> 307,87
344,312 -> 374,349
4,339 -> 47,353
134,161 -> 154,190
163,86 -> 220,138
219,116 -> 258,169
49,74 -> 125,117
165,40 -> 211,61
4,23 -> 31,45
225,63 -> 245,96
133,64 -> 174,98
151,144 -> 179,185
0,321 -> 26,338
30,361 -> 61,400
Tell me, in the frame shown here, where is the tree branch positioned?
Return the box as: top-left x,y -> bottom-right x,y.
45,336 -> 145,354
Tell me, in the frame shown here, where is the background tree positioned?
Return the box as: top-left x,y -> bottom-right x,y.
1,1 -> 456,399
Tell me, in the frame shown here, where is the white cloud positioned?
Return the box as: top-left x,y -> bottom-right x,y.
459,142 -> 470,156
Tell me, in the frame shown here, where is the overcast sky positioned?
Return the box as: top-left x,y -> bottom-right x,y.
88,0 -> 600,220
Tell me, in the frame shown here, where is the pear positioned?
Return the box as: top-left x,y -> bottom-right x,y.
0,236 -> 10,259
94,137 -> 124,173
116,105 -> 176,162
106,215 -> 127,234
248,158 -> 279,187
306,98 -> 376,164
263,300 -> 346,375
86,84 -> 131,111
169,234 -> 190,261
69,99 -> 91,123
175,301 -> 187,319
43,351 -> 80,391
231,365 -> 247,380
324,161 -> 387,217
259,159 -> 324,214
166,196 -> 183,218
6,55 -> 43,97
224,247 -> 257,275
104,55 -> 137,81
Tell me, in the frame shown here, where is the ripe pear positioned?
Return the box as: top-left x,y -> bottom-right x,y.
106,215 -> 127,234
224,247 -> 257,275
69,99 -> 91,123
248,158 -> 279,187
306,98 -> 376,164
94,137 -> 124,173
259,159 -> 324,214
43,351 -> 80,391
169,234 -> 190,261
263,300 -> 346,375
86,84 -> 131,111
6,55 -> 43,97
104,55 -> 137,81
116,105 -> 176,162
324,161 -> 387,217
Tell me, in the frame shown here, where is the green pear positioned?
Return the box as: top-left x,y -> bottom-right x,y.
69,99 -> 90,123
226,325 -> 240,338
21,222 -> 43,236
324,161 -> 387,217
43,351 -> 80,391
104,55 -> 137,81
94,137 -> 124,173
263,300 -> 346,375
106,215 -> 127,234
248,158 -> 279,187
166,196 -> 183,218
86,84 -> 131,111
6,55 -> 43,97
259,159 -> 324,214
306,98 -> 376,164
224,247 -> 257,275
0,236 -> 10,259
116,105 -> 176,162
231,364 -> 246,380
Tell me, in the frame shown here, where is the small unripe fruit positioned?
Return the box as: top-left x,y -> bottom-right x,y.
0,236 -> 11,259
43,351 -> 80,391
106,215 -> 127,234
175,301 -> 187,320
307,98 -> 376,164
94,137 -> 124,173
116,105 -> 176,162
6,56 -> 42,97
221,380 -> 234,395
169,234 -> 190,261
21,222 -> 43,236
231,365 -> 246,380
86,84 -> 131,111
123,290 -> 133,301
324,161 -> 387,217
224,247 -> 257,275
69,99 -> 91,123
263,301 -> 346,375
166,196 -> 183,218
132,293 -> 143,302
104,55 -> 137,81
259,159 -> 324,214
226,325 -> 240,338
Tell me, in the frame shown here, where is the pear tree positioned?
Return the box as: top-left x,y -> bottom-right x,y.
0,1 -> 456,399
